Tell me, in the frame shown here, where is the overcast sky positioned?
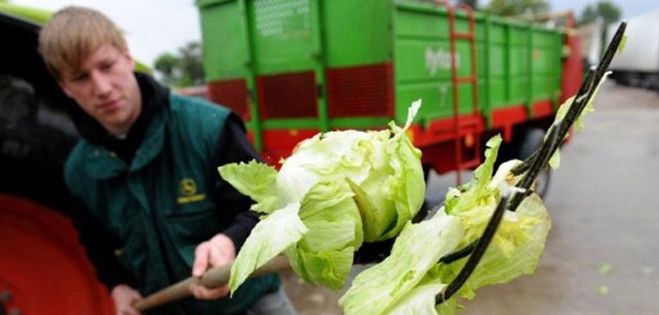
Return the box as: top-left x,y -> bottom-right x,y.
14,0 -> 202,67
13,0 -> 659,68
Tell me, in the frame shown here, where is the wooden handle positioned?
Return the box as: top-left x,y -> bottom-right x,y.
133,255 -> 291,311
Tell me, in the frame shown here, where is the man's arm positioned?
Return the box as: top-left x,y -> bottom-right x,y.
67,196 -> 138,291
67,196 -> 143,313
211,113 -> 262,250
190,112 -> 262,299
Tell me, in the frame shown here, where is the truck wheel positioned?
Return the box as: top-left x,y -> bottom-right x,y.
516,127 -> 552,198
414,164 -> 433,223
422,164 -> 432,183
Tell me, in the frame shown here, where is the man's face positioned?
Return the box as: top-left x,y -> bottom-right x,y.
59,44 -> 141,135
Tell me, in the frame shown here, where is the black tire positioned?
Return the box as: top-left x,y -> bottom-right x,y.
422,164 -> 432,183
416,164 -> 433,223
516,127 -> 552,198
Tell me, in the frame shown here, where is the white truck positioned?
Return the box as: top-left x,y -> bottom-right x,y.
609,9 -> 659,91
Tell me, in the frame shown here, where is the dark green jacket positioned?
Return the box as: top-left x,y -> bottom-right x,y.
64,92 -> 279,314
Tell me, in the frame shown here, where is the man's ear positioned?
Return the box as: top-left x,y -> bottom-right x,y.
58,81 -> 73,98
123,50 -> 136,71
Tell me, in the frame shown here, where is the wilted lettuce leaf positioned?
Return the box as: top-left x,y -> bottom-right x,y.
435,194 -> 551,314
548,72 -> 610,169
443,135 -> 502,217
443,135 -> 503,247
338,134 -> 551,315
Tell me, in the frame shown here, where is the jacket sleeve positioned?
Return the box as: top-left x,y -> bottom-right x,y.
66,194 -> 138,291
211,112 -> 262,252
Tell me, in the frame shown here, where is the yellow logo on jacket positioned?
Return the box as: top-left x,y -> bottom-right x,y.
177,178 -> 206,204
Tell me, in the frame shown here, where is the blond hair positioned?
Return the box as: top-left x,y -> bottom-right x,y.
38,6 -> 127,81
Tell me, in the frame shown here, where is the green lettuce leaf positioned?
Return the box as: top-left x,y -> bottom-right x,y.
218,160 -> 279,213
443,135 -> 503,247
444,135 -> 502,217
286,180 -> 363,289
228,202 -> 306,293
386,277 -> 446,315
339,210 -> 463,315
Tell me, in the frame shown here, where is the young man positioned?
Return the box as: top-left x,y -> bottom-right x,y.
39,6 -> 295,315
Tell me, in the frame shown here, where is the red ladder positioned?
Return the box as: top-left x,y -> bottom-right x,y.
439,1 -> 481,184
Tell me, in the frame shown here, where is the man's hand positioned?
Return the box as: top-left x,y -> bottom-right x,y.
111,284 -> 142,315
190,233 -> 236,299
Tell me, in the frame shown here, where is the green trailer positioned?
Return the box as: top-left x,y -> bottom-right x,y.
197,0 -> 582,180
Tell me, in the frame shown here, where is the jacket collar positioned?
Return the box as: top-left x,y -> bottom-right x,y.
82,108 -> 167,179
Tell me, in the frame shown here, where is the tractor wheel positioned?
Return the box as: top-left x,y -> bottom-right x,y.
0,194 -> 115,315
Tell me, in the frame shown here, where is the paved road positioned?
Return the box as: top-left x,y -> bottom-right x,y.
459,83 -> 659,315
282,83 -> 659,315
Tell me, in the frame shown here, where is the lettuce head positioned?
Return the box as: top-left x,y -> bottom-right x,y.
219,100 -> 426,293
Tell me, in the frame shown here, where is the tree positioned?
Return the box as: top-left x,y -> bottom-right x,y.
176,42 -> 204,87
153,41 -> 205,87
579,5 -> 599,26
457,0 -> 479,10
579,0 -> 621,26
595,0 -> 621,25
578,1 -> 622,54
486,0 -> 550,17
153,53 -> 180,85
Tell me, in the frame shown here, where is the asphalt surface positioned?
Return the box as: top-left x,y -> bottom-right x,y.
459,83 -> 659,315
282,83 -> 659,315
